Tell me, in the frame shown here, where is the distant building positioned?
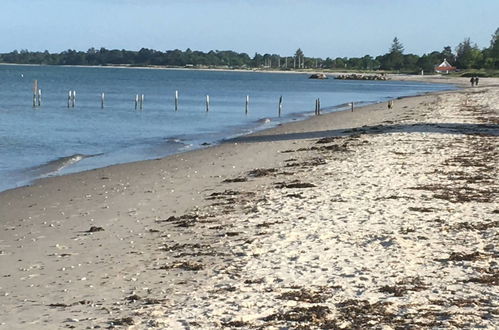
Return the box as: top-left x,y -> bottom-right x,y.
435,59 -> 456,74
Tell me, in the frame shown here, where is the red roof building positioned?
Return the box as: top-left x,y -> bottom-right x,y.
435,59 -> 456,73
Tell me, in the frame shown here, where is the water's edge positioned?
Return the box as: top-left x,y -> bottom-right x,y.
1,86 -> 457,193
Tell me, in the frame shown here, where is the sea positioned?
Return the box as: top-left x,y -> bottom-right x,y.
0,64 -> 456,192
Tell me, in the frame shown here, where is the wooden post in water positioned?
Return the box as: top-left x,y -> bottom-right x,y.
205,95 -> 210,112
279,96 -> 283,117
245,95 -> 249,115
101,93 -> 105,109
351,102 -> 354,112
175,90 -> 179,111
135,94 -> 139,110
32,80 -> 38,108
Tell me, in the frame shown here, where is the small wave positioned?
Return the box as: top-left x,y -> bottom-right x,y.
257,117 -> 272,124
165,137 -> 182,144
27,153 -> 100,178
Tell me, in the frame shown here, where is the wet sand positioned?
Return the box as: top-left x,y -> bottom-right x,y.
0,77 -> 498,329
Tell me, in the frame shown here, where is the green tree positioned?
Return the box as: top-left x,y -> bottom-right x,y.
294,48 -> 304,68
442,46 -> 455,64
486,27 -> 499,69
455,38 -> 481,69
323,57 -> 334,69
334,57 -> 346,69
417,51 -> 442,73
390,37 -> 404,54
403,54 -> 420,72
252,53 -> 263,67
379,37 -> 405,70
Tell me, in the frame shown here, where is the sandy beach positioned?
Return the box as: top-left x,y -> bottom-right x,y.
0,76 -> 498,329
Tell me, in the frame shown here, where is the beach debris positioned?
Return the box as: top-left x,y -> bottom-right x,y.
409,183 -> 495,203
375,195 -> 415,201
378,277 -> 427,297
247,168 -> 278,177
125,294 -> 142,302
210,285 -> 237,294
110,316 -> 134,326
449,220 -> 499,231
86,226 -> 104,233
48,300 -> 92,308
158,261 -> 204,271
408,206 -> 436,213
446,251 -> 486,262
206,190 -> 243,199
333,299 -> 395,328
143,297 -> 167,305
160,242 -> 209,251
220,231 -> 241,237
464,271 -> 499,285
223,177 -> 248,183
125,294 -> 167,305
221,320 -> 253,328
285,157 -> 327,168
243,278 -> 266,285
256,221 -> 284,228
156,214 -> 207,227
277,288 -> 330,303
262,305 -> 331,324
275,181 -> 316,189
315,137 -> 342,144
49,303 -> 71,308
314,143 -> 350,152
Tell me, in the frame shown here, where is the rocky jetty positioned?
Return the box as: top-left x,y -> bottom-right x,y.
309,73 -> 328,79
335,73 -> 389,81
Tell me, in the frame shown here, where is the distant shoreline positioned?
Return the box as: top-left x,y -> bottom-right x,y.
0,61 -> 472,86
0,61 -> 313,74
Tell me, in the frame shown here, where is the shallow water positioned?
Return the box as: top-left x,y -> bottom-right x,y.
0,65 -> 455,191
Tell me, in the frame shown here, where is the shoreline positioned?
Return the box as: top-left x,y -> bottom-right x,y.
0,73 -> 459,194
0,78 -> 497,328
1,61 -> 480,84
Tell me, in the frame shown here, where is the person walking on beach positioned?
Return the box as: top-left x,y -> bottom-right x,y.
475,76 -> 479,86
470,77 -> 475,87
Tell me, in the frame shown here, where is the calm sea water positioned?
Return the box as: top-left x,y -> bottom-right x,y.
0,65 -> 455,191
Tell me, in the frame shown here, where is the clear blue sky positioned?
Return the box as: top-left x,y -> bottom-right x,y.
1,0 -> 498,58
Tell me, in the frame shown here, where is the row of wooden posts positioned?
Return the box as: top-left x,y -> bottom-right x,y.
32,80 -> 358,116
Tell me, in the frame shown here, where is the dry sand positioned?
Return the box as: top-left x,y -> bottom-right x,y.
0,77 -> 498,329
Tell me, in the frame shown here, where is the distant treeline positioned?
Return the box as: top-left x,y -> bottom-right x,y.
1,28 -> 498,73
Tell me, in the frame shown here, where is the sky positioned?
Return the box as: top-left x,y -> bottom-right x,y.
1,0 -> 498,58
